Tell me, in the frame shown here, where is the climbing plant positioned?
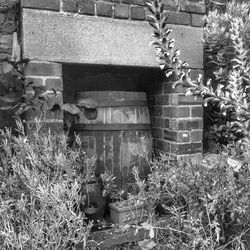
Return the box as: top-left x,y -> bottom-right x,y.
146,0 -> 250,151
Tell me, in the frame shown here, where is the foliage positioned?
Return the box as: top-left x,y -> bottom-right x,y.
135,152 -> 250,249
146,0 -> 250,149
0,118 -> 93,249
0,60 -> 98,128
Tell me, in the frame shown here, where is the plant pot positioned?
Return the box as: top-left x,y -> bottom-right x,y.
80,176 -> 106,222
109,200 -> 145,226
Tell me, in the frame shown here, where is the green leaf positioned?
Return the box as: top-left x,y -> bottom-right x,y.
61,103 -> 81,115
77,98 -> 98,109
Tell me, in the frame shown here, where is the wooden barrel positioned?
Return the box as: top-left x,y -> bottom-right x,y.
75,91 -> 152,190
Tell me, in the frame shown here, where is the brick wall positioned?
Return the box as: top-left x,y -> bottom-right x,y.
0,3 -> 18,129
24,61 -> 64,132
19,0 -> 205,156
21,0 -> 205,27
148,71 -> 203,158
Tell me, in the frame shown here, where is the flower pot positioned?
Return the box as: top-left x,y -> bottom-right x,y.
109,200 -> 145,226
80,176 -> 106,222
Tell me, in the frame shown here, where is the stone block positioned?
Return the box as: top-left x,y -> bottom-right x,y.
62,0 -> 78,12
96,2 -> 113,17
21,0 -> 60,11
78,0 -> 95,15
130,6 -> 145,20
114,4 -> 129,19
22,9 -> 203,68
25,62 -> 62,77
191,13 -> 205,27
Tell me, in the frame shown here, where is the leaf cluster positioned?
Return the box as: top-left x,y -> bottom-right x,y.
136,152 -> 250,249
0,118 -> 94,249
147,0 -> 250,148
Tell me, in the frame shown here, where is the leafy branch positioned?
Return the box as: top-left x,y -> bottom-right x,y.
146,0 -> 250,146
0,60 -> 98,127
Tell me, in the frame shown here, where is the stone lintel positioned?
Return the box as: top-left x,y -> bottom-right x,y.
22,9 -> 203,68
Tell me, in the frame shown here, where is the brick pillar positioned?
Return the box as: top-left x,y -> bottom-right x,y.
24,61 -> 64,133
148,72 -> 203,159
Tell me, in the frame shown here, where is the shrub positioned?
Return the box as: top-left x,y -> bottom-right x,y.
0,118 -> 92,249
136,152 -> 250,249
146,0 -> 250,151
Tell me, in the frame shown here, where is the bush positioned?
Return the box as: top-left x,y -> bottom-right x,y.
0,118 -> 92,249
136,152 -> 250,249
146,0 -> 250,151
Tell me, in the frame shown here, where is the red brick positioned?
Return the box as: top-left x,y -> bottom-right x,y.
162,0 -> 178,11
96,2 -> 113,17
78,0 -> 95,15
163,106 -> 190,118
170,118 -> 203,130
122,0 -> 144,5
191,106 -> 203,117
46,78 -> 63,91
191,130 -> 203,142
25,77 -> 44,88
180,0 -> 206,14
155,95 -> 170,105
21,0 -> 60,11
152,128 -> 163,139
171,142 -> 202,154
154,139 -> 170,152
114,4 -> 129,19
130,6 -> 145,20
191,14 -> 205,27
164,130 -> 190,142
25,62 -> 62,77
165,11 -> 191,26
171,94 -> 203,105
62,0 -> 77,12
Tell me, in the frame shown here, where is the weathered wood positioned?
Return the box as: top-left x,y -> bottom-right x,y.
75,91 -> 152,190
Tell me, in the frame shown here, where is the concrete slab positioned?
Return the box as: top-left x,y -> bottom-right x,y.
22,9 -> 203,68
